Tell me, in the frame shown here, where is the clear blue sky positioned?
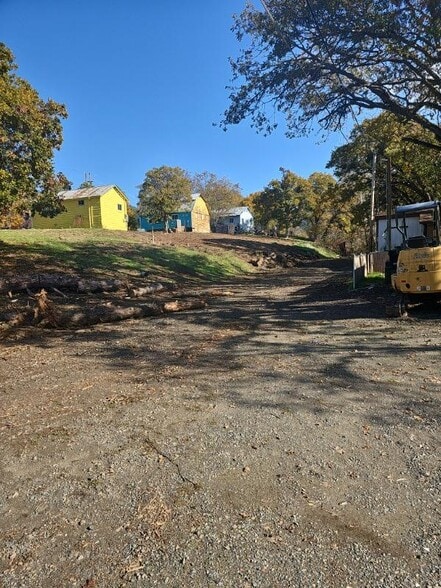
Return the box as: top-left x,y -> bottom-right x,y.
1,0 -> 346,206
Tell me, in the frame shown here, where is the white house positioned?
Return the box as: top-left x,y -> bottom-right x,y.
376,211 -> 428,251
217,206 -> 254,234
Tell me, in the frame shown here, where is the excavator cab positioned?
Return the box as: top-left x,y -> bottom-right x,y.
388,201 -> 441,315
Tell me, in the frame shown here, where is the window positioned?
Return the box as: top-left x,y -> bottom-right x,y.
172,214 -> 178,220
78,199 -> 85,206
117,204 -> 122,211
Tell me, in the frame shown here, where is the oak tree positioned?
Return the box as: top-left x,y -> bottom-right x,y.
223,1 -> 441,143
305,172 -> 351,244
0,43 -> 70,220
191,171 -> 242,229
253,169 -> 312,234
328,113 -> 441,214
138,166 -> 192,231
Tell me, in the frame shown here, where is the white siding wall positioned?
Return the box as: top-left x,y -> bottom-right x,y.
377,216 -> 424,251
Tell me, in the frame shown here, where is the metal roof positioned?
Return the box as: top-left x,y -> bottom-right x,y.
179,193 -> 203,212
396,201 -> 440,214
58,185 -> 128,201
224,206 -> 251,216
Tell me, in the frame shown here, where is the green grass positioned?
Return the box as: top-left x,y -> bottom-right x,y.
0,228 -> 130,246
355,272 -> 386,289
0,229 -> 253,283
290,238 -> 339,259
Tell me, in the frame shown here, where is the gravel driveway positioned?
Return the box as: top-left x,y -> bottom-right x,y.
1,258 -> 440,587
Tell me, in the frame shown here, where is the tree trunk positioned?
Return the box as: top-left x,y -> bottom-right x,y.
162,300 -> 207,313
0,274 -> 124,294
128,283 -> 173,297
26,292 -> 208,329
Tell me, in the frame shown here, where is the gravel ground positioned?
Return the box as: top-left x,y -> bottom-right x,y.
0,257 -> 440,588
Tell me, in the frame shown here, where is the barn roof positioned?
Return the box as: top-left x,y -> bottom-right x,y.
179,193 -> 204,212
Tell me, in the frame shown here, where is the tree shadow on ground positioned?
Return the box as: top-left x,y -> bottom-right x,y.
0,240 -> 247,283
201,236 -> 324,261
2,256 -> 439,430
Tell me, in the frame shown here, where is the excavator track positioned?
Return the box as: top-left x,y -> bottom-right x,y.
385,293 -> 408,317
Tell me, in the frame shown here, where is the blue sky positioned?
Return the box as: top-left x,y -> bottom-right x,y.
1,0 -> 346,206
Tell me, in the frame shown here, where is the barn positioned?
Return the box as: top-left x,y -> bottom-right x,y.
138,194 -> 210,233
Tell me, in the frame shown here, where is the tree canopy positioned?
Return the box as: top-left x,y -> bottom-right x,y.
328,113 -> 441,214
0,43 -> 70,219
252,169 -> 313,234
191,171 -> 242,229
127,205 -> 139,231
252,168 -> 351,246
305,172 -> 351,243
223,0 -> 441,143
138,166 -> 192,230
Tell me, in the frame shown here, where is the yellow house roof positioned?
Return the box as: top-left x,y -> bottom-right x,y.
58,185 -> 129,202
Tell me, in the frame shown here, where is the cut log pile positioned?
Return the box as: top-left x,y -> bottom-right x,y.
249,250 -> 300,269
0,274 -> 126,294
0,274 -> 209,331
30,290 -> 208,329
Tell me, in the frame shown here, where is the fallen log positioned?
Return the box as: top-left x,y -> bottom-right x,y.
172,288 -> 235,299
0,274 -> 77,294
128,283 -> 173,298
2,287 -> 208,330
77,278 -> 125,293
33,296 -> 207,329
0,274 -> 125,294
204,289 -> 235,297
162,299 -> 207,313
45,303 -> 163,328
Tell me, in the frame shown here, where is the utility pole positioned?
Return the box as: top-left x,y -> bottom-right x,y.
385,157 -> 392,252
369,151 -> 377,252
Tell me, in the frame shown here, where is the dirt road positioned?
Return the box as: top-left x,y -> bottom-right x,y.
1,258 -> 440,587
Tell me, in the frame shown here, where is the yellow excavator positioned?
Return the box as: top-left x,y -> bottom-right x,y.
387,200 -> 441,316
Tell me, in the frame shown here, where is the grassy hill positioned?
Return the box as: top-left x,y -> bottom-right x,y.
0,229 -> 336,284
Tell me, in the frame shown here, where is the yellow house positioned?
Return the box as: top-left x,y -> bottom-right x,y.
33,185 -> 129,230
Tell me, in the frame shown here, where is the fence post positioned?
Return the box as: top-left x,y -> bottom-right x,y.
353,253 -> 367,288
354,251 -> 389,288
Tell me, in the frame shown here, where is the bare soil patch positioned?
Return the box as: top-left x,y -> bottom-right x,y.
0,234 -> 440,587
0,233 -> 316,330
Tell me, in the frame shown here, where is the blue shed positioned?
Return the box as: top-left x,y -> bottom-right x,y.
138,194 -> 210,233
